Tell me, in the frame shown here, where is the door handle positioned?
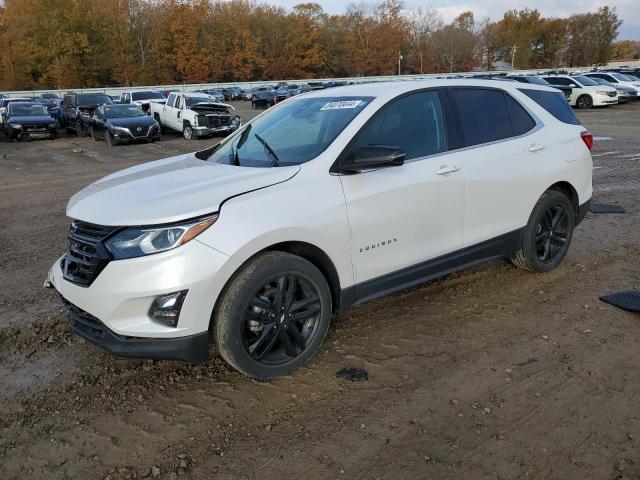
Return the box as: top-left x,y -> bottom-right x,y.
528,144 -> 546,152
436,165 -> 461,175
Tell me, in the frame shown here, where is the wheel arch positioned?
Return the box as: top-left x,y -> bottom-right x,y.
547,181 -> 579,213
209,241 -> 343,332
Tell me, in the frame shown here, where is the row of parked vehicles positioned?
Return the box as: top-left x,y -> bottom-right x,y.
443,67 -> 640,109
1,68 -> 637,142
0,89 -> 242,143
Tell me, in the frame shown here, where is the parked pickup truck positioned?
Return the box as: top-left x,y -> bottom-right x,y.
150,92 -> 241,140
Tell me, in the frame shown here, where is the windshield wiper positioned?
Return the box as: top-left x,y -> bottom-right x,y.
254,133 -> 280,167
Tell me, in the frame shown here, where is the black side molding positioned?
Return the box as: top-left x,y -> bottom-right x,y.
340,228 -> 523,311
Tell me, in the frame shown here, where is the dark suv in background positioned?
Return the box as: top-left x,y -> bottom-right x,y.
62,93 -> 113,136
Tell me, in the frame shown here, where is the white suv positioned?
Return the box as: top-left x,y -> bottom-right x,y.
542,74 -> 618,108
47,80 -> 593,379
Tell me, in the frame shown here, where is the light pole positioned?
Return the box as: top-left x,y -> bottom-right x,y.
398,51 -> 403,76
511,44 -> 517,70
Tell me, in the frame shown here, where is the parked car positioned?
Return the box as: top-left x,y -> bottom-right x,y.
199,89 -> 225,103
583,72 -> 640,96
48,80 -> 592,380
244,86 -> 273,101
150,91 -> 240,140
542,75 -> 618,109
275,84 -> 310,100
508,75 -> 572,101
227,87 -> 246,100
119,90 -> 167,113
0,97 -> 31,126
89,104 -> 161,146
251,88 -> 278,109
585,76 -> 638,103
62,92 -> 113,136
4,102 -> 58,141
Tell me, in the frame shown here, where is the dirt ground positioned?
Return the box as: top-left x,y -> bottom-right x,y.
1,99 -> 639,480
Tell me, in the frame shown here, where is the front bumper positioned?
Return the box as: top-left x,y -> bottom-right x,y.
111,126 -> 161,143
7,125 -> 55,139
576,199 -> 591,226
48,238 -> 240,347
192,124 -> 238,137
61,297 -> 209,363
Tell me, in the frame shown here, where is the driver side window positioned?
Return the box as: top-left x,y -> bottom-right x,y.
351,90 -> 447,161
167,94 -> 176,108
175,96 -> 183,109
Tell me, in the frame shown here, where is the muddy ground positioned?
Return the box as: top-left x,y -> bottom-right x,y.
1,100 -> 639,480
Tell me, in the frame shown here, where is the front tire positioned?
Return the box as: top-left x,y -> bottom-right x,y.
511,190 -> 575,273
105,130 -> 116,146
75,120 -> 85,136
214,252 -> 332,380
576,94 -> 593,109
183,123 -> 193,140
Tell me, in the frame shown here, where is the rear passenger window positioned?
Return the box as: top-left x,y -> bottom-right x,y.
449,89 -> 513,146
505,95 -> 536,135
353,90 -> 447,161
519,89 -> 581,126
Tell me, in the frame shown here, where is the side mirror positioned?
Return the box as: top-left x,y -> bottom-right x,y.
340,145 -> 406,173
569,83 -> 577,87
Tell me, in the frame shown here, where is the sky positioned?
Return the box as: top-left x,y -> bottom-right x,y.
266,0 -> 640,40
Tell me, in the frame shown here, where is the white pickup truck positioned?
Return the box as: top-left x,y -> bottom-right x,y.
119,90 -> 167,114
149,92 -> 241,140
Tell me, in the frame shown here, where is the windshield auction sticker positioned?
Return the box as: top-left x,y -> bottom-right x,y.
320,100 -> 362,111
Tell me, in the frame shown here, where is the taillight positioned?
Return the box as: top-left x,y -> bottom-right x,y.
580,130 -> 593,151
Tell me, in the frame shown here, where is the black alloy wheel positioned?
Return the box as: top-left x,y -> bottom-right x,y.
534,204 -> 570,264
511,190 -> 575,273
242,273 -> 322,365
577,95 -> 593,109
214,252 -> 332,379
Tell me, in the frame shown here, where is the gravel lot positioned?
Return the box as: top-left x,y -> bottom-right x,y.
1,100 -> 639,479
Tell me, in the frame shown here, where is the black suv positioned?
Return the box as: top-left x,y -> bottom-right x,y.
509,75 -> 573,101
62,93 -> 113,136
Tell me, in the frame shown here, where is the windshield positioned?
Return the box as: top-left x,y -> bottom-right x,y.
104,105 -> 145,118
185,96 -> 216,107
207,96 -> 372,168
77,94 -> 113,107
590,78 -> 610,85
131,91 -> 164,101
627,75 -> 640,81
572,76 -> 599,86
8,103 -> 49,116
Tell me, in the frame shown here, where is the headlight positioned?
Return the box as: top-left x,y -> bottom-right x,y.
49,122 -> 57,128
8,123 -> 21,129
105,214 -> 218,259
595,90 -> 610,95
113,126 -> 129,134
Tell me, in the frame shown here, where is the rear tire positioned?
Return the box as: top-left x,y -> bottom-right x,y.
511,190 -> 575,273
214,252 -> 332,380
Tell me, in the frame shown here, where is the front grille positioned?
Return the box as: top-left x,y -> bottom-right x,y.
197,114 -> 231,128
61,297 -> 105,343
130,126 -> 150,138
61,221 -> 118,287
24,125 -> 48,132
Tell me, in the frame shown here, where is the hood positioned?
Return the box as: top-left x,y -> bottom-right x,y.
191,102 -> 235,112
8,115 -> 54,125
108,116 -> 156,129
67,153 -> 300,226
134,98 -> 166,105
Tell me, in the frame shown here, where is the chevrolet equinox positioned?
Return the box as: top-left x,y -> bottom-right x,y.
47,80 -> 593,379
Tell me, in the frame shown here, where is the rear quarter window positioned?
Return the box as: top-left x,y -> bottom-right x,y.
519,89 -> 581,126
